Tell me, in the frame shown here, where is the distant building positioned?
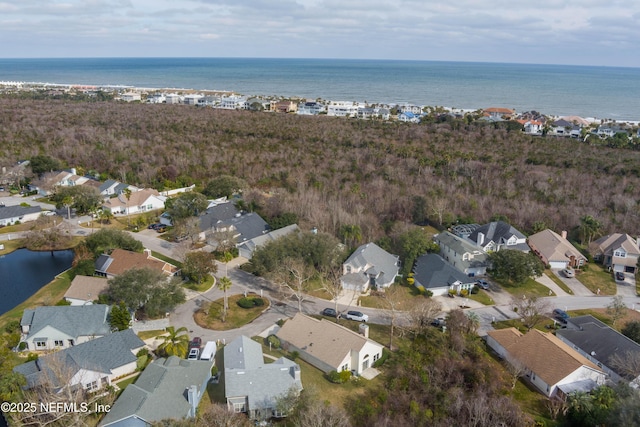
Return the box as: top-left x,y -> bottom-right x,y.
64,275 -> 109,305
340,243 -> 400,292
466,221 -> 529,253
528,229 -> 586,269
95,248 -> 180,278
0,204 -> 42,226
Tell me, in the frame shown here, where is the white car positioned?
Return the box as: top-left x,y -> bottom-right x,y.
188,348 -> 200,360
345,311 -> 369,322
562,268 -> 575,278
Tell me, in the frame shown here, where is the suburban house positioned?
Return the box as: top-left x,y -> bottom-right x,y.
327,101 -> 360,117
451,223 -> 480,239
99,356 -> 213,426
20,305 -> 111,351
466,221 -> 529,253
434,231 -> 489,276
397,111 -> 421,123
237,224 -> 300,259
589,233 -> 640,274
64,275 -> 109,305
51,169 -> 89,187
121,92 -> 141,102
224,336 -> 303,420
272,100 -> 298,113
95,248 -> 180,278
277,313 -> 384,375
101,188 -> 166,216
297,101 -> 325,115
218,95 -> 248,110
340,242 -> 400,292
0,204 -> 42,226
557,315 -> 640,386
197,201 -> 244,239
14,329 -> 144,391
99,179 -> 126,197
486,328 -> 606,398
201,212 -> 270,247
412,253 -> 477,296
517,119 -> 543,135
399,104 -> 423,114
528,229 -> 587,269
483,107 -> 515,119
165,93 -> 182,104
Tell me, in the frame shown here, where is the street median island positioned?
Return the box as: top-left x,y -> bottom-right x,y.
193,293 -> 270,331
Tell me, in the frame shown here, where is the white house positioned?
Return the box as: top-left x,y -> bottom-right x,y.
297,101 -> 325,115
412,253 -> 477,296
165,93 -> 182,104
486,328 -> 606,398
121,92 -> 141,102
101,188 -> 166,216
340,242 -> 400,292
218,95 -> 247,110
277,313 -> 384,375
0,204 -> 43,226
14,329 -> 144,392
327,101 -> 360,117
21,305 -> 111,351
466,221 -> 529,253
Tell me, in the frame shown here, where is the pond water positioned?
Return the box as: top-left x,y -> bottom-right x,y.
0,248 -> 74,316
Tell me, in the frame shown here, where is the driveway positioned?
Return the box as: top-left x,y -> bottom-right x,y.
535,273 -> 570,297
616,272 -> 637,297
551,269 -> 593,296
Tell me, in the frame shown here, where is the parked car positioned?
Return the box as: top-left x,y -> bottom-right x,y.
148,223 -> 162,230
189,337 -> 202,350
553,308 -> 570,323
344,310 -> 369,322
615,272 -> 625,281
155,224 -> 167,233
321,308 -> 339,318
188,348 -> 200,360
476,279 -> 490,290
562,267 -> 575,278
431,318 -> 446,327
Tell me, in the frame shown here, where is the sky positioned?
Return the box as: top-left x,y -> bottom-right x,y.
1,0 -> 639,67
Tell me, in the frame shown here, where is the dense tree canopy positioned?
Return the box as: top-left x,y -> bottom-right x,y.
83,228 -> 144,256
165,191 -> 209,225
49,185 -> 102,215
182,251 -> 217,284
203,175 -> 247,199
488,250 -> 544,285
106,268 -> 185,318
29,154 -> 61,177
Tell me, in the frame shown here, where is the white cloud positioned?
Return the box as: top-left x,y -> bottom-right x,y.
0,0 -> 638,66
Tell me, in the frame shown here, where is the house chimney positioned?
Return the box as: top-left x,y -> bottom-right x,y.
359,323 -> 369,339
143,248 -> 152,258
477,232 -> 485,246
290,365 -> 301,382
70,167 -> 77,175
561,230 -> 567,239
187,385 -> 198,418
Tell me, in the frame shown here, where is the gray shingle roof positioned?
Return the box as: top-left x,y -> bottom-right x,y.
21,305 -> 111,341
14,329 -> 144,389
224,336 -> 302,411
342,243 -> 399,287
435,231 -> 488,271
557,315 -> 640,379
237,224 -> 299,255
99,179 -> 119,193
100,356 -> 213,426
198,203 -> 240,232
413,253 -> 474,290
468,221 -> 529,251
219,213 -> 270,243
0,204 -> 42,220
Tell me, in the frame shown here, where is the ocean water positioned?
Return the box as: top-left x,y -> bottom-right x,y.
0,58 -> 639,120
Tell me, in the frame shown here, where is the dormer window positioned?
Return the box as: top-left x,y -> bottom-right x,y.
614,249 -> 626,258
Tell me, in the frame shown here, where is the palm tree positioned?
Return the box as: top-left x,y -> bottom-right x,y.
62,195 -> 73,220
218,276 -> 233,321
156,326 -> 189,358
580,215 -> 602,245
123,188 -> 132,227
339,224 -> 362,248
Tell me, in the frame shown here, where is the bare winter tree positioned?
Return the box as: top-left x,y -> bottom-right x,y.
511,294 -> 550,330
610,350 -> 640,381
208,228 -> 237,252
407,298 -> 442,337
606,295 -> 628,326
380,285 -> 408,350
289,386 -> 352,427
319,264 -> 349,317
11,352 -> 116,427
269,257 -> 315,312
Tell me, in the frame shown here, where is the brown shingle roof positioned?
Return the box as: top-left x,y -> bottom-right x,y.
490,328 -> 601,385
528,229 -> 586,264
277,313 -> 380,370
106,249 -> 179,276
103,188 -> 161,210
64,275 -> 109,301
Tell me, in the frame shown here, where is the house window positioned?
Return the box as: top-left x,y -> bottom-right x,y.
373,353 -> 380,362
86,381 -> 98,391
54,340 -> 64,347
233,402 -> 246,413
346,266 -> 352,274
35,340 -> 47,348
341,364 -> 349,372
614,250 -> 626,258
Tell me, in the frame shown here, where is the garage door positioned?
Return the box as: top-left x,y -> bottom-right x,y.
549,261 -> 567,270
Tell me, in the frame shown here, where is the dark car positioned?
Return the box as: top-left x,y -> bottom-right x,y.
615,272 -> 625,281
155,224 -> 167,233
148,223 -> 162,230
553,308 -> 570,323
476,279 -> 490,290
321,308 -> 338,317
189,337 -> 202,350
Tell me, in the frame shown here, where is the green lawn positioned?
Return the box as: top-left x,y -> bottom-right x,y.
116,374 -> 139,390
184,275 -> 215,292
151,251 -> 183,268
467,290 -> 494,305
576,264 -> 616,295
137,329 -> 166,340
359,284 -> 421,310
543,270 -> 574,295
194,294 -> 269,330
499,277 -> 556,298
511,378 -> 558,426
492,318 -> 557,334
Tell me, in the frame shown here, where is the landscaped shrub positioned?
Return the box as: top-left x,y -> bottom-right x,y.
237,297 -> 255,309
339,370 -> 352,382
327,369 -> 352,384
288,351 -> 299,361
460,289 -> 469,297
55,299 -> 71,306
18,342 -> 27,351
424,290 -> 433,297
470,285 -> 479,294
373,348 -> 391,368
267,334 -> 281,349
236,296 -> 266,309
